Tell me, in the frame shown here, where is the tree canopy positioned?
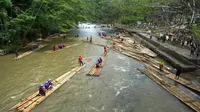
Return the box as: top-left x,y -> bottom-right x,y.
1,0 -> 200,51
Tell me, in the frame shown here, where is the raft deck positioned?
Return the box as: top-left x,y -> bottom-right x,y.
147,63 -> 200,93
14,45 -> 46,60
9,65 -> 85,112
44,42 -> 83,53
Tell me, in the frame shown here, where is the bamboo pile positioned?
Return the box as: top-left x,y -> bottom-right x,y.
101,33 -> 200,111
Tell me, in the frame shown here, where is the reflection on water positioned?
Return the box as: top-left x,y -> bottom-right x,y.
0,24 -> 194,112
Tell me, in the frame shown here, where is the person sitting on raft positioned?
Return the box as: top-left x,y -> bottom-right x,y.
61,44 -> 65,48
32,44 -> 39,51
39,84 -> 46,96
44,79 -> 53,90
58,44 -> 65,49
96,57 -> 102,68
48,79 -> 53,89
45,81 -> 49,90
58,44 -> 62,49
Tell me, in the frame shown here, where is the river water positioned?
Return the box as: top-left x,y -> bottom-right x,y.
0,24 -> 193,112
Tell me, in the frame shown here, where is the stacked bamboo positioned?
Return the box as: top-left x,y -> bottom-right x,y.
102,33 -> 200,112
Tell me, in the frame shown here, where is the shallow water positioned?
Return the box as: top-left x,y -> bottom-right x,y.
0,24 -> 193,112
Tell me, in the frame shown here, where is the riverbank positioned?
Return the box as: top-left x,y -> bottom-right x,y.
113,25 -> 200,84
114,26 -> 198,72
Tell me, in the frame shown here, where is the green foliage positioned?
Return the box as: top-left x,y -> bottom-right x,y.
0,0 -> 90,51
192,26 -> 200,38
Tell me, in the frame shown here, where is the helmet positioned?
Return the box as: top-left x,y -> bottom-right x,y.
40,84 -> 43,87
45,81 -> 48,84
48,79 -> 51,82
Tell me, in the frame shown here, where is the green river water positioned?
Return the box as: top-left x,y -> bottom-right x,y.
0,24 -> 193,112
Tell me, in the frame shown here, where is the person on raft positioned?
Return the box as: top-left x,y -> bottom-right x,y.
96,57 -> 102,68
58,44 -> 65,49
104,46 -> 107,53
44,79 -> 53,90
48,79 -> 53,89
159,61 -> 164,71
44,81 -> 49,90
39,84 -> 46,96
175,68 -> 181,80
53,44 -> 56,51
78,56 -> 84,66
32,44 -> 39,51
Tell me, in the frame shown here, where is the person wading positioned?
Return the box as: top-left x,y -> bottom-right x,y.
89,36 -> 92,43
15,50 -> 18,57
53,44 -> 56,51
104,46 -> 107,54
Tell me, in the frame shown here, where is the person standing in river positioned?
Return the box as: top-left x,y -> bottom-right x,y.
89,36 -> 92,43
15,50 -> 18,57
53,44 -> 56,51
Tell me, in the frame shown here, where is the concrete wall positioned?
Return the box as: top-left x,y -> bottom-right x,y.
116,27 -> 197,72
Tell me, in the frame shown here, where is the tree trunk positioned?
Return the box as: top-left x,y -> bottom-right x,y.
190,11 -> 195,26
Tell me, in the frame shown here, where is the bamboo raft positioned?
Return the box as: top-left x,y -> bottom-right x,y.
137,67 -> 200,112
103,36 -> 157,58
44,42 -> 83,53
13,45 -> 47,60
9,65 -> 85,112
120,49 -> 200,93
147,63 -> 200,93
87,53 -> 108,76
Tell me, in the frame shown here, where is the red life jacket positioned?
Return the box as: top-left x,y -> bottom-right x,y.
78,56 -> 82,61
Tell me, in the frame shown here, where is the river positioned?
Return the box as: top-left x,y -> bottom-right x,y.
0,24 -> 193,112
